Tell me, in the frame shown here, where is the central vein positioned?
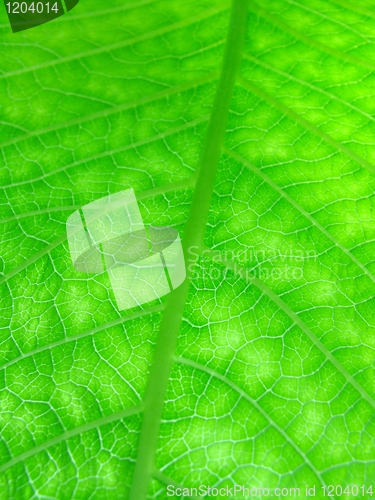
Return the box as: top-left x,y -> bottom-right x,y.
129,1 -> 249,498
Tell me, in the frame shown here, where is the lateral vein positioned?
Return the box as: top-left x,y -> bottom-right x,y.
203,246 -> 375,411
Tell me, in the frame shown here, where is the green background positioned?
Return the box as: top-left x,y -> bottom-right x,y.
1,0 -> 375,498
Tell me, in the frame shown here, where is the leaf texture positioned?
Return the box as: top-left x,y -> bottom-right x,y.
1,0 -> 375,498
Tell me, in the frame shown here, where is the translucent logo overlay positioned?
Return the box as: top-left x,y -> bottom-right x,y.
66,189 -> 186,311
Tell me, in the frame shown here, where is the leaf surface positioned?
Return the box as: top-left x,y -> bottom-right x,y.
1,0 -> 375,498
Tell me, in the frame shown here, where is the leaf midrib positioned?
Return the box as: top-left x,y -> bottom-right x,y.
128,1 -> 249,498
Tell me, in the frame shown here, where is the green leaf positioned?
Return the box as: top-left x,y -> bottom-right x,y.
1,0 -> 375,498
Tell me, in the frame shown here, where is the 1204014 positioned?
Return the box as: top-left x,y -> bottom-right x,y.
322,485 -> 373,497
5,2 -> 59,14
